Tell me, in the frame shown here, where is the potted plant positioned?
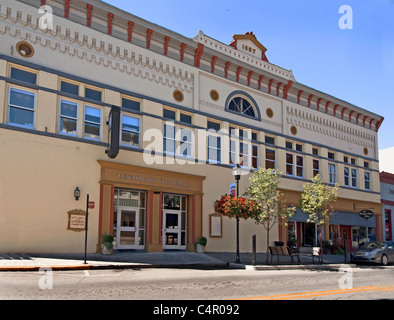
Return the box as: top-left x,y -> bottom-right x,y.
101,233 -> 114,255
195,236 -> 207,254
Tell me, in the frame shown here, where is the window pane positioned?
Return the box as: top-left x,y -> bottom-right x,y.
122,98 -> 140,111
164,124 -> 175,139
85,107 -> 101,124
84,123 -> 100,138
10,89 -> 35,109
60,118 -> 77,134
122,131 -> 139,146
122,115 -> 139,132
9,107 -> 34,127
207,121 -> 220,131
60,100 -> 78,118
180,128 -> 192,142
164,139 -> 175,154
61,82 -> 79,95
266,149 -> 275,161
11,68 -> 36,84
286,153 -> 293,164
180,113 -> 192,124
265,136 -> 275,145
85,88 -> 102,101
163,109 -> 176,120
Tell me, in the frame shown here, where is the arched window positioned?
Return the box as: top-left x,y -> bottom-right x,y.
225,91 -> 260,120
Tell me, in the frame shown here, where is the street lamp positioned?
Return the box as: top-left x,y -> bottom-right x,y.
232,164 -> 242,264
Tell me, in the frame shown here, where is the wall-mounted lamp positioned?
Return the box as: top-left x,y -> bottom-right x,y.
74,187 -> 80,201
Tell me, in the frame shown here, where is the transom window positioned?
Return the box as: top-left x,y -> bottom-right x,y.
226,91 -> 260,120
228,96 -> 256,118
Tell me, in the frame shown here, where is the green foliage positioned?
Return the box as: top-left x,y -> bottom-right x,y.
196,236 -> 207,247
299,175 -> 338,226
245,168 -> 296,230
101,233 -> 114,249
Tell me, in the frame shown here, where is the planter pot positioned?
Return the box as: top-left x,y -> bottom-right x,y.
101,245 -> 114,255
196,244 -> 205,254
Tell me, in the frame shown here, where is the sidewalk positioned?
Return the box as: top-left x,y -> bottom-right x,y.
0,251 -> 349,272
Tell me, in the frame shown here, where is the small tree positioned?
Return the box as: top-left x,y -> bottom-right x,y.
299,174 -> 338,264
245,168 -> 296,264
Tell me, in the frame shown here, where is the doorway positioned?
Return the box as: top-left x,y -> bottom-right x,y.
162,194 -> 187,250
113,189 -> 145,250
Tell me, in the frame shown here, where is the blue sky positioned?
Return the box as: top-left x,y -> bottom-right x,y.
103,0 -> 393,150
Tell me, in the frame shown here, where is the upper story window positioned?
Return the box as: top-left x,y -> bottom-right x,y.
163,108 -> 176,121
207,120 -> 221,132
85,87 -> 102,102
180,113 -> 192,125
84,106 -> 101,140
265,135 -> 275,145
121,114 -> 140,147
122,97 -> 140,112
8,87 -> 35,128
328,163 -> 337,184
59,99 -> 78,135
10,67 -> 37,85
229,96 -> 255,117
61,81 -> 79,96
225,91 -> 260,120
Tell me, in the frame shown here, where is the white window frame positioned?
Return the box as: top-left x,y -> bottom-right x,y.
351,168 -> 358,188
286,153 -> 294,176
83,105 -> 102,140
8,87 -> 36,129
239,141 -> 249,168
296,155 -> 304,178
329,163 -> 337,184
163,123 -> 176,155
207,134 -> 221,164
178,127 -> 193,158
59,99 -> 78,136
344,167 -> 350,187
120,114 -> 140,148
364,171 -> 371,190
252,145 -> 259,169
313,159 -> 320,177
265,148 -> 276,169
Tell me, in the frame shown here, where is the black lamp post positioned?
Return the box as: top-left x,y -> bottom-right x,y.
232,164 -> 242,264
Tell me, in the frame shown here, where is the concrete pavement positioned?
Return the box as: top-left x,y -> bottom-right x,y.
0,250 -> 350,272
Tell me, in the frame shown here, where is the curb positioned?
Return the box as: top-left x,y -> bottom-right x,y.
0,262 -> 229,272
245,264 -> 357,271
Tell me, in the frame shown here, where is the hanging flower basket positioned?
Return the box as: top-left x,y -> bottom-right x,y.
214,194 -> 260,220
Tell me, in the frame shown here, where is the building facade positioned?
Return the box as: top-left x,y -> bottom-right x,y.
381,172 -> 394,242
0,0 -> 384,254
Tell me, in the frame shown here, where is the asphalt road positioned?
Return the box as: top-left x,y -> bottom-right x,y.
1,265 -> 393,301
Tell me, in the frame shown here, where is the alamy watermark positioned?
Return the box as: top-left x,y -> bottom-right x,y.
339,5 -> 353,30
38,5 -> 54,31
338,265 -> 353,289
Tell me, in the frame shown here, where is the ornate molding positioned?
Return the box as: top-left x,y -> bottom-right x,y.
0,3 -> 194,93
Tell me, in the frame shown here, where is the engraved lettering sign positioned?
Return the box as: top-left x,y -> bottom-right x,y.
67,210 -> 86,232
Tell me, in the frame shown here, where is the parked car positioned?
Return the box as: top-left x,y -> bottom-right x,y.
351,241 -> 394,266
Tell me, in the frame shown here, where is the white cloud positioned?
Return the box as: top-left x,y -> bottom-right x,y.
379,147 -> 394,173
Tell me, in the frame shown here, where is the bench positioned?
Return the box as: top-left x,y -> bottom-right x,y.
268,246 -> 298,264
296,246 -> 322,264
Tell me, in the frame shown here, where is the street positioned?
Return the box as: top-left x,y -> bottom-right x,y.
1,265 -> 393,301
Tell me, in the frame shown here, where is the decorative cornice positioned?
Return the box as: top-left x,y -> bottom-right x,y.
7,0 -> 384,133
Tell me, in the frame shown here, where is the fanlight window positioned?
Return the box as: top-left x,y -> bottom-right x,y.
228,96 -> 256,118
